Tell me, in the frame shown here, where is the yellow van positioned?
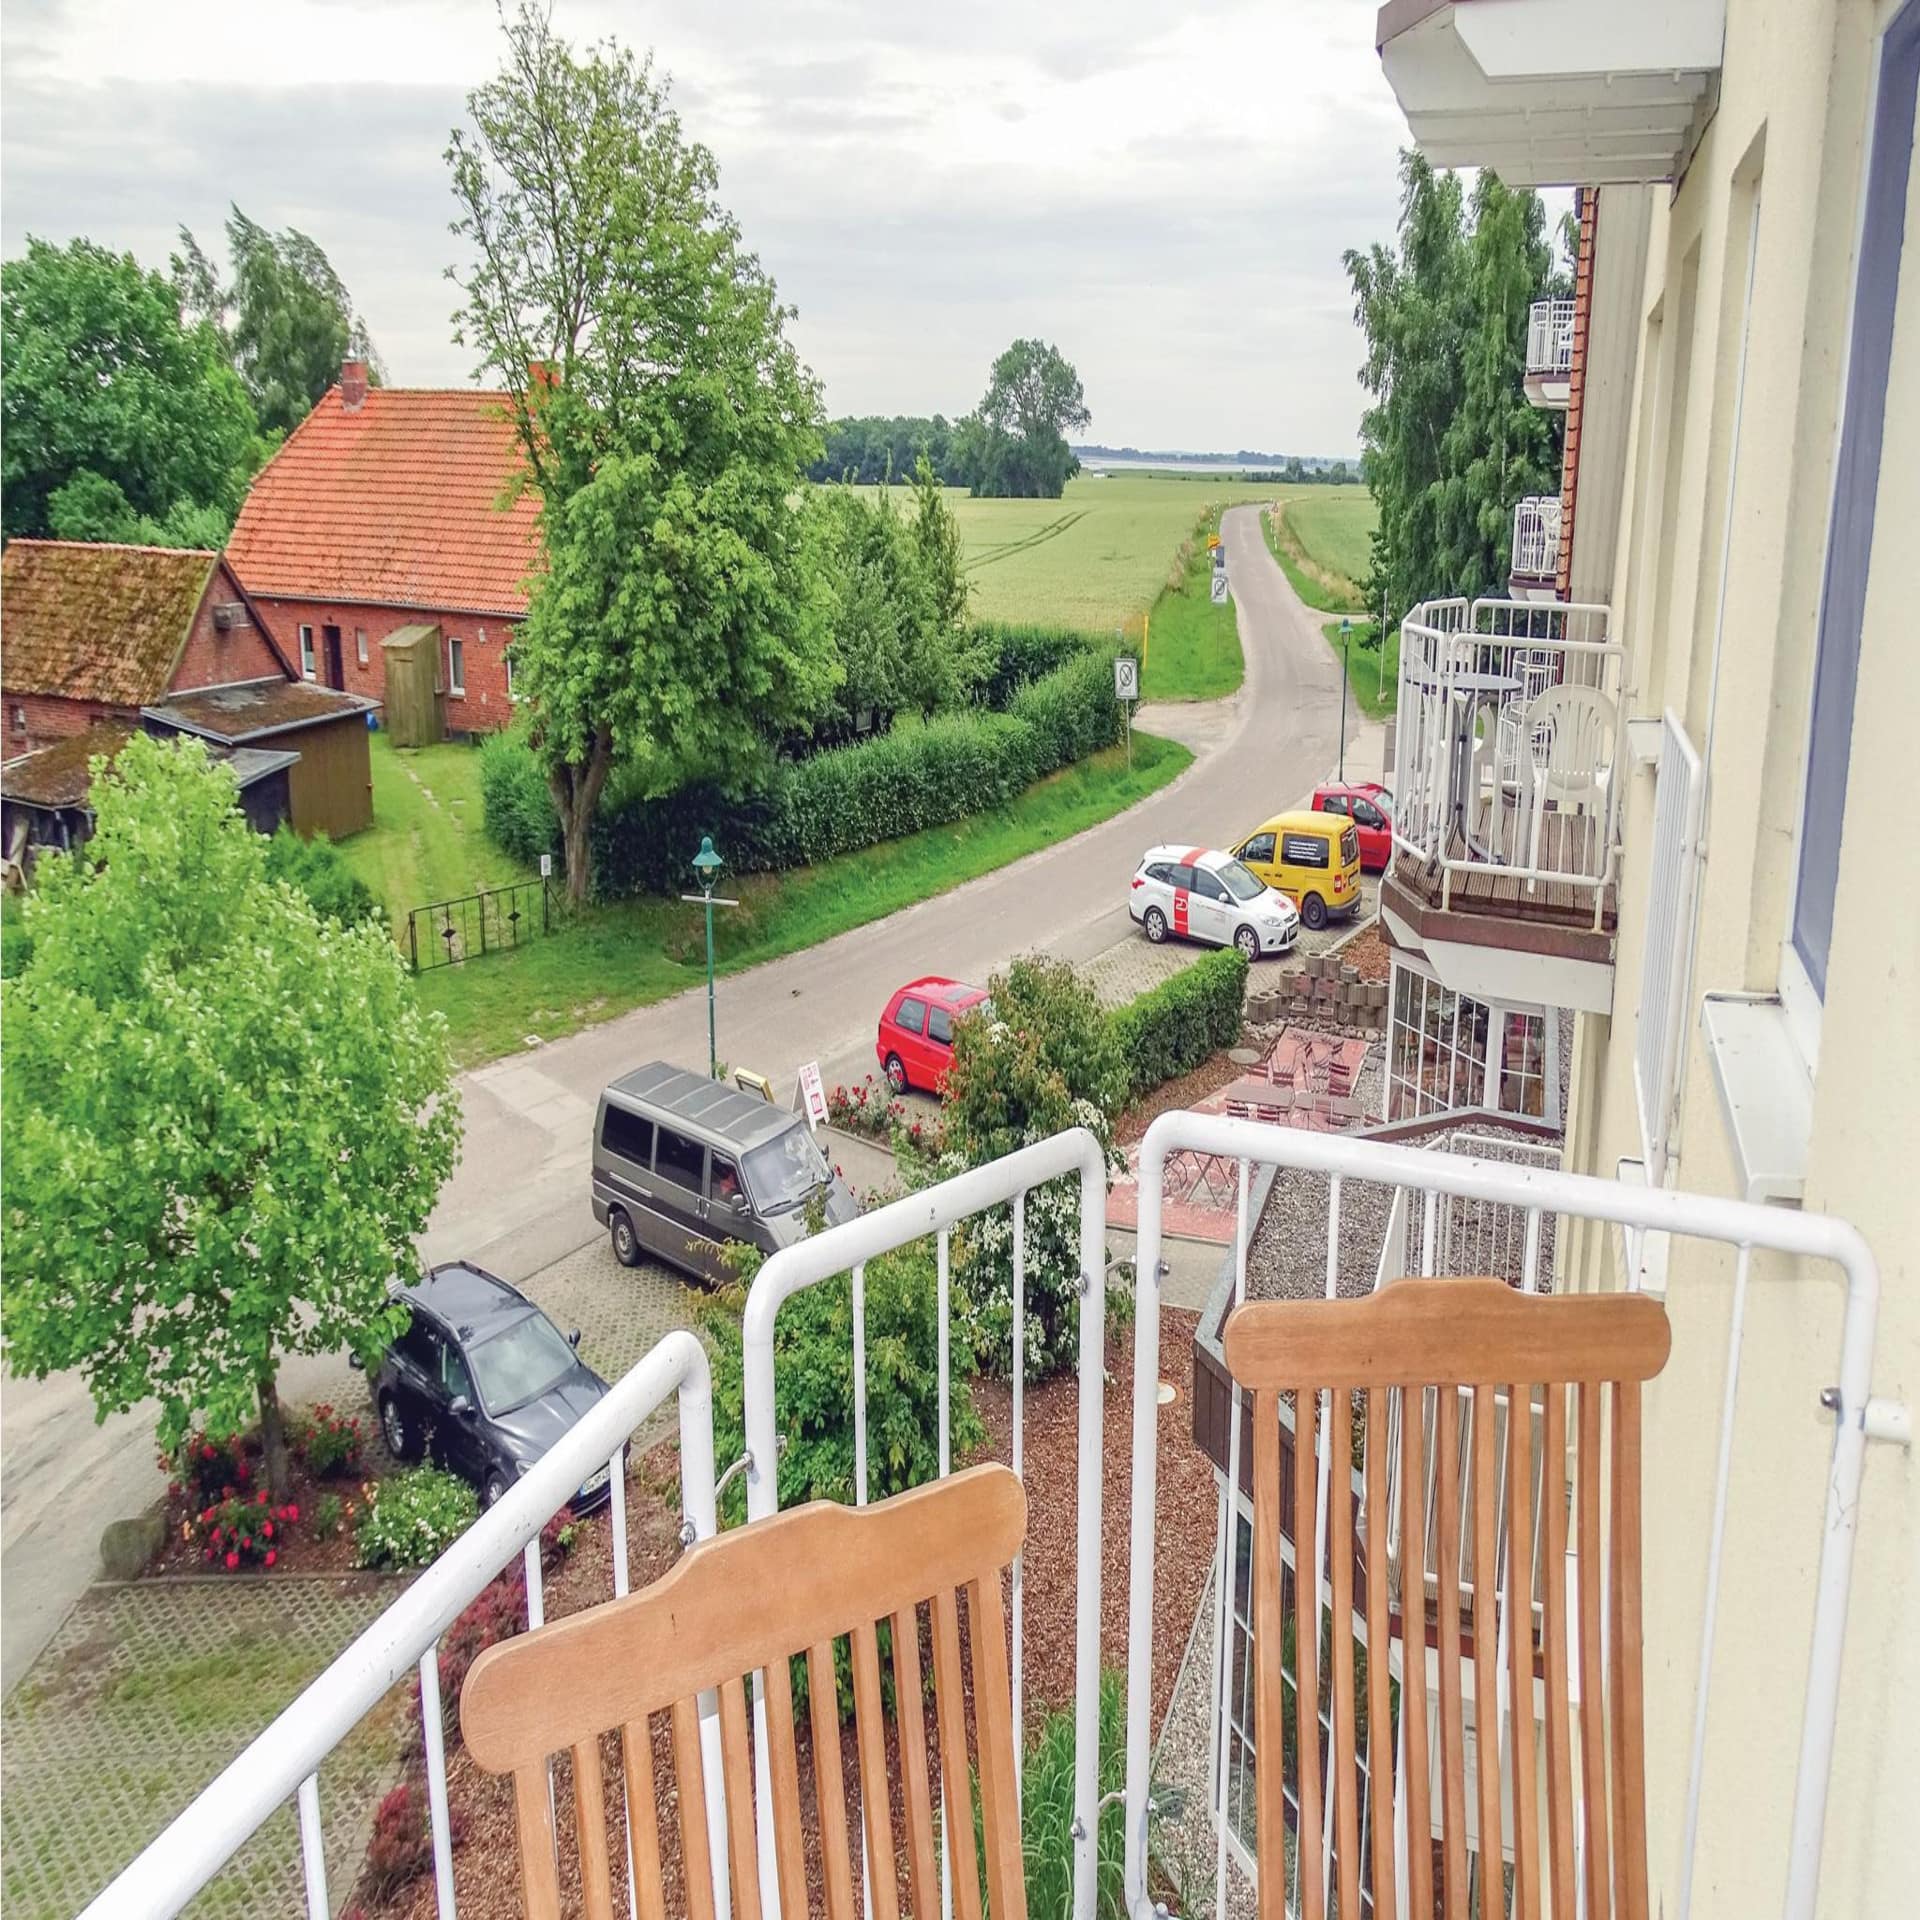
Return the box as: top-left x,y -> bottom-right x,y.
1231,809 -> 1363,930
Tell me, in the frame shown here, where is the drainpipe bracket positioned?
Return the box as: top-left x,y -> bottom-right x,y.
1819,1388 -> 1911,1447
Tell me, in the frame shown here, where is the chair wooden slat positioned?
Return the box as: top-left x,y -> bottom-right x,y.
807,1642 -> 858,1920
671,1695 -> 719,1920
1293,1387 -> 1326,1920
1540,1383 -> 1576,1920
931,1585 -> 986,1920
1507,1386 -> 1542,1920
512,1764 -> 563,1920
1327,1394 -> 1362,1920
1363,1390 -> 1398,1918
1576,1383 -> 1613,1918
761,1656 -> 810,1920
1432,1386 -> 1469,1915
1398,1385 -> 1434,1920
890,1601 -> 942,1920
717,1677 -> 763,1920
1471,1385 -> 1504,1908
572,1734 -> 616,1920
1252,1391 -> 1288,1920
850,1621 -> 902,1920
619,1717 -> 667,1920
1611,1381 -> 1649,1920
968,1571 -> 1028,1920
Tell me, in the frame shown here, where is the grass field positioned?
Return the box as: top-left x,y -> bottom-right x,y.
1321,619 -> 1400,719
1139,514 -> 1241,702
404,731 -> 1191,1065
1262,494 -> 1377,615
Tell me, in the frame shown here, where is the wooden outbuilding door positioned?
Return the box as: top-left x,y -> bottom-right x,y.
322,625 -> 345,690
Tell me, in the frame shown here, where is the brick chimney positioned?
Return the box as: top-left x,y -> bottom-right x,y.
340,358 -> 369,411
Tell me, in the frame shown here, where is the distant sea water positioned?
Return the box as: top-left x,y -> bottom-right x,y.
1076,456 -> 1348,476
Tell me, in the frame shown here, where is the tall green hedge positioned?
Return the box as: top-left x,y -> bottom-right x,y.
975,620 -> 1101,709
476,726 -> 559,866
1107,947 -> 1249,1102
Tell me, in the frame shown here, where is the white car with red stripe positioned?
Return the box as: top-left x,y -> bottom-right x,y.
1128,845 -> 1300,959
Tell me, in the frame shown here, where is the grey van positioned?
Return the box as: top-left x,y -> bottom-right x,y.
591,1062 -> 859,1283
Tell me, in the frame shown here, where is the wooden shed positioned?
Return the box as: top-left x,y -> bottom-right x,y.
380,625 -> 446,746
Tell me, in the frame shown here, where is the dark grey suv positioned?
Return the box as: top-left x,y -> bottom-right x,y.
357,1263 -> 620,1510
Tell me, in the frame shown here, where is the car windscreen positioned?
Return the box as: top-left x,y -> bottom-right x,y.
1218,859 -> 1266,902
744,1122 -> 832,1214
468,1312 -> 576,1414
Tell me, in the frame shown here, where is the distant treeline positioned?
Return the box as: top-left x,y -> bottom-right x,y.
809,415 -> 966,486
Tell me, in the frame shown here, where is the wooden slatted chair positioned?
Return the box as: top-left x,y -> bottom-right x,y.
461,1462 -> 1028,1920
1223,1276 -> 1670,1920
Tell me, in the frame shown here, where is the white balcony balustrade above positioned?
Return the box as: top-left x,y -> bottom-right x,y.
1526,297 -> 1576,407
1511,494 -> 1564,584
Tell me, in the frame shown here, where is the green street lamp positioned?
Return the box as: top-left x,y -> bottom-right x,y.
683,835 -> 736,1080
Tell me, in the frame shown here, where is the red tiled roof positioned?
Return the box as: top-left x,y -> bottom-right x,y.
0,542 -> 218,705
227,386 -> 543,617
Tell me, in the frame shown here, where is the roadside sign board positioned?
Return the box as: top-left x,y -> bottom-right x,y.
1207,532 -> 1221,550
797,1060 -> 829,1129
539,853 -> 552,878
1114,656 -> 1139,701
1210,572 -> 1229,606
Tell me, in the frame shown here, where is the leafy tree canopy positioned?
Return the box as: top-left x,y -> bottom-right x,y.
959,338 -> 1091,499
1,236 -> 264,540
810,414 -> 964,486
0,735 -> 459,1494
448,4 -> 834,901
174,206 -> 383,435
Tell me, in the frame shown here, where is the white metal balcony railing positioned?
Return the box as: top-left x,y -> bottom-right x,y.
1510,496 -> 1563,579
1527,299 -> 1577,379
89,1120 -> 1899,1920
1394,597 -> 1624,923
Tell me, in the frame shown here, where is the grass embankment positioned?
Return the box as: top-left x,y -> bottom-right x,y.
1321,619 -> 1400,720
413,731 -> 1192,1067
1138,512 -> 1243,703
1261,496 -> 1373,615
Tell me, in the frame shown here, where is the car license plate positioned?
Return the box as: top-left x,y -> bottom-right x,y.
578,1465 -> 609,1497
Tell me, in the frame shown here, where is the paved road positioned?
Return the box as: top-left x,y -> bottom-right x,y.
0,504 -> 1381,1691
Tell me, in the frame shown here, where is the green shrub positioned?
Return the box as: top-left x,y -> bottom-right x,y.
353,1466 -> 478,1569
263,827 -> 379,926
975,621 -> 1097,709
1008,645 -> 1125,773
1107,947 -> 1250,1103
477,726 -> 559,866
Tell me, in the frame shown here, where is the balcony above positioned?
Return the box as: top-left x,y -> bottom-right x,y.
1510,495 -> 1564,599
1376,0 -> 1725,186
1526,297 -> 1576,407
1383,597 -> 1621,1013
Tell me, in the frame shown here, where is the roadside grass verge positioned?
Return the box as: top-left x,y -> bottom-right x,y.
1139,519 -> 1242,702
1262,501 -> 1369,614
419,731 -> 1193,1066
1321,619 -> 1400,720
341,734 -> 533,929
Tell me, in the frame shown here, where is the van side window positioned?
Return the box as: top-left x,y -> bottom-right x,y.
710,1154 -> 742,1204
1239,833 -> 1275,865
1341,827 -> 1359,867
601,1104 -> 653,1167
654,1126 -> 705,1190
896,997 -> 926,1035
1281,832 -> 1330,868
928,1006 -> 953,1046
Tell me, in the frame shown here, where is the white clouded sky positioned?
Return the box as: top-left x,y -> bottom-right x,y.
3,1 -> 1427,454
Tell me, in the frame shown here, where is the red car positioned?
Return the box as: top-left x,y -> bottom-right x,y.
877,977 -> 989,1094
1310,782 -> 1395,872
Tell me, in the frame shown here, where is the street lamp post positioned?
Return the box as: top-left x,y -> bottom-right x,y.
683,835 -> 736,1080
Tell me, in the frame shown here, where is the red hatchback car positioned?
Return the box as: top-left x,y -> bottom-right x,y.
1309,782 -> 1395,872
877,977 -> 989,1094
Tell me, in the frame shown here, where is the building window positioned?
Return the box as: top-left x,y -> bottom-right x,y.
10,706 -> 24,736
448,636 -> 466,697
355,627 -> 369,667
1783,0 -> 1917,1062
505,648 -> 518,701
1387,962 -> 1492,1121
299,625 -> 316,680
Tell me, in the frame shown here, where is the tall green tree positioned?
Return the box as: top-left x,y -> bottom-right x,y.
174,208 -> 384,435
1,236 -> 263,540
448,5 -> 834,902
0,736 -> 459,1497
959,338 -> 1090,498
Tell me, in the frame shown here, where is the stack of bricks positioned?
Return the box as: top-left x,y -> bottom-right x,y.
1246,952 -> 1391,1032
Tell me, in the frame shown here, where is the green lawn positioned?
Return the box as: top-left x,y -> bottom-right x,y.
419,730 -> 1193,1066
1322,619 -> 1400,719
1139,514 -> 1242,702
1261,497 -> 1375,615
341,734 -> 534,929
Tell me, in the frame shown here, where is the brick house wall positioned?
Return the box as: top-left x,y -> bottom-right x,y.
173,559 -> 286,693
245,594 -> 522,734
5,693 -> 118,757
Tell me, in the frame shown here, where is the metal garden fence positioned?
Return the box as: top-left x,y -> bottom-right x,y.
405,877 -> 552,972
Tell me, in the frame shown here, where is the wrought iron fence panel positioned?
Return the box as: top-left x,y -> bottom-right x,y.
406,878 -> 551,971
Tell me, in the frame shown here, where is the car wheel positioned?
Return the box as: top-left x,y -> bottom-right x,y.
1234,925 -> 1261,961
484,1471 -> 510,1509
1143,906 -> 1168,944
609,1207 -> 642,1268
884,1052 -> 909,1094
1301,892 -> 1328,931
379,1391 -> 418,1464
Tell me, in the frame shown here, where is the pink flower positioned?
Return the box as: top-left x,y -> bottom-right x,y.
225,1550 -> 239,1570
264,1549 -> 277,1568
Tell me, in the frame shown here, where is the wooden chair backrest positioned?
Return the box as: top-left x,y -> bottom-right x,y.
1223,1275 -> 1670,1920
461,1464 -> 1029,1920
